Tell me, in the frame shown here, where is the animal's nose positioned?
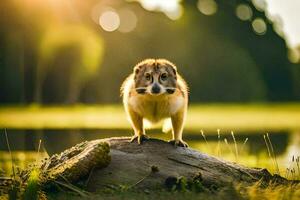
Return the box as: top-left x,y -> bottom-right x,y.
151,84 -> 161,94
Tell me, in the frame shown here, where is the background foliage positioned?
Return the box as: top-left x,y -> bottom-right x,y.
1,0 -> 299,104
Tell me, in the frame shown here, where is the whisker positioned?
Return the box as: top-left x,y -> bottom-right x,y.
164,87 -> 177,90
135,87 -> 147,90
134,87 -> 148,94
165,87 -> 178,92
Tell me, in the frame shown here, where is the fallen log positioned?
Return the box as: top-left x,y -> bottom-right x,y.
85,137 -> 293,191
1,136 -> 297,196
0,140 -> 110,196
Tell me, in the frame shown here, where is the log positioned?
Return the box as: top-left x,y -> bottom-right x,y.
19,140 -> 111,186
1,136 -> 296,196
0,140 -> 110,197
85,137 -> 293,191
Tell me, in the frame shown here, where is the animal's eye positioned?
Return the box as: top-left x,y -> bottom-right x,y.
160,73 -> 168,81
145,73 -> 151,81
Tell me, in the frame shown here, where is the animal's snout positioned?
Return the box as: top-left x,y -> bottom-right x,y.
151,84 -> 161,94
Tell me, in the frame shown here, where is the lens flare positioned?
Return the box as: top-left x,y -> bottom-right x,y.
197,0 -> 218,16
99,10 -> 120,32
118,9 -> 137,33
165,4 -> 183,20
252,18 -> 267,35
133,0 -> 183,20
236,4 -> 253,21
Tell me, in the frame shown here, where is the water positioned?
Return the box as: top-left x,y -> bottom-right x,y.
0,129 -> 291,154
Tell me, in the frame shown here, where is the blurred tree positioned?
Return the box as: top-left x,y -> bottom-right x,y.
214,0 -> 294,101
0,0 -> 298,104
289,46 -> 300,99
86,0 -> 295,102
36,25 -> 104,104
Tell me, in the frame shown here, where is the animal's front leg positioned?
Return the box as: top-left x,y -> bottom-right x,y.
127,108 -> 149,144
169,108 -> 188,147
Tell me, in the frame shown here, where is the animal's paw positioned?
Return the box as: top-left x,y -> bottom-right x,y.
168,139 -> 188,147
130,134 -> 149,144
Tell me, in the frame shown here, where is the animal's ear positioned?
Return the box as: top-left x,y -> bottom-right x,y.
167,64 -> 177,78
133,64 -> 142,74
171,65 -> 177,76
133,65 -> 142,81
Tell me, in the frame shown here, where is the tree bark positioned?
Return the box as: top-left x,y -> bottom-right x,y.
1,136 -> 297,195
84,137 -> 293,191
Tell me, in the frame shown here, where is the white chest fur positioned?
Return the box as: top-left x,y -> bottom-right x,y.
128,94 -> 184,123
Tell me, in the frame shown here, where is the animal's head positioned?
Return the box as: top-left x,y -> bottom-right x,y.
133,59 -> 178,95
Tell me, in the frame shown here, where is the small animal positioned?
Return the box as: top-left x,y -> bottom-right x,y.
121,59 -> 189,147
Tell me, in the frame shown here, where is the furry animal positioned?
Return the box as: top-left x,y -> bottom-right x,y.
121,59 -> 189,147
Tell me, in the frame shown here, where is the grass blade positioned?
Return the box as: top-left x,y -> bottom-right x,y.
4,129 -> 15,181
217,129 -> 221,157
231,131 -> 238,162
200,130 -> 209,151
266,133 -> 280,175
240,138 -> 248,155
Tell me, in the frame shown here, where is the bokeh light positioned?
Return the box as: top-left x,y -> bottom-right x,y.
236,4 -> 253,21
197,0 -> 218,16
252,0 -> 266,12
138,0 -> 160,11
252,18 -> 267,35
134,0 -> 183,20
266,14 -> 284,38
118,9 -> 137,33
99,10 -> 120,32
137,0 -> 178,11
165,4 -> 183,20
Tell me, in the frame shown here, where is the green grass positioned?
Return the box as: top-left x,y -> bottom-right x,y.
1,103 -> 299,199
0,137 -> 298,179
1,103 -> 300,132
1,136 -> 299,199
46,184 -> 300,200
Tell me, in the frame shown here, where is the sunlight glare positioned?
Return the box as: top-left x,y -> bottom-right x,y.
99,10 -> 120,32
252,0 -> 266,11
165,4 -> 183,20
39,25 -> 104,75
133,0 -> 183,20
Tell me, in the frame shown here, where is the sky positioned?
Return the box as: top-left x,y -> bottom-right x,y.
266,0 -> 300,47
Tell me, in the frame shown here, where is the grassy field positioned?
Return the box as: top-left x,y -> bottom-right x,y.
0,141 -> 297,177
1,103 -> 300,132
1,141 -> 299,200
0,103 -> 299,175
0,104 -> 299,199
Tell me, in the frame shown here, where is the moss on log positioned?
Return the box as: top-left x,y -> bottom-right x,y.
0,140 -> 110,197
42,140 -> 110,184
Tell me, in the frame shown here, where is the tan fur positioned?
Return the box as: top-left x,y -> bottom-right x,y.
121,59 -> 189,147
